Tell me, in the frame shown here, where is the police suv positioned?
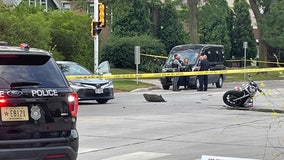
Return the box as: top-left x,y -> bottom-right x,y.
0,43 -> 79,160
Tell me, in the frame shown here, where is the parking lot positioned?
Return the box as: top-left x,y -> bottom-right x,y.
77,80 -> 284,160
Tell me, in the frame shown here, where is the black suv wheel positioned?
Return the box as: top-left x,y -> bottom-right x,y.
0,44 -> 79,160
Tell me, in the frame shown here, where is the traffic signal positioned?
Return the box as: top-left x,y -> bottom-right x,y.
90,18 -> 102,38
98,3 -> 106,27
90,19 -> 96,38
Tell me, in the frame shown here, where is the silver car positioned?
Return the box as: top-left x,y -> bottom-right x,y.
57,61 -> 114,104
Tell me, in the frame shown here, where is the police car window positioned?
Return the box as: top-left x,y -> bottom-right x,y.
0,55 -> 66,88
0,54 -> 50,65
60,64 -> 91,75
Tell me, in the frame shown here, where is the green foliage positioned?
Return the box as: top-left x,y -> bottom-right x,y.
111,0 -> 151,37
51,50 -> 65,60
248,0 -> 282,66
198,0 -> 232,58
2,0 -> 283,71
231,0 -> 257,60
0,4 -> 94,70
159,1 -> 187,53
49,11 -> 94,70
0,2 -> 9,12
227,9 -> 234,57
177,4 -> 190,25
106,0 -> 187,72
0,4 -> 50,50
101,35 -> 166,72
260,0 -> 284,50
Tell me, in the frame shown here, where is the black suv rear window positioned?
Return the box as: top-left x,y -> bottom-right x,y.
0,53 -> 67,88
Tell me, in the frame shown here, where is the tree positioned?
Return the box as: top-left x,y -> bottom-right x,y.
248,0 -> 273,67
260,0 -> 284,52
158,0 -> 187,53
49,10 -> 94,70
198,0 -> 232,57
187,0 -> 199,44
231,0 -> 257,60
0,3 -> 51,50
147,0 -> 162,38
111,0 -> 151,37
101,35 -> 166,72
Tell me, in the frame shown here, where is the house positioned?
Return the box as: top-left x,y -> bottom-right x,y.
1,0 -> 68,11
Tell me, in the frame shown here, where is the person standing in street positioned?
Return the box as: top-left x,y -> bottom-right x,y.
196,54 -> 210,91
172,53 -> 184,91
182,58 -> 192,90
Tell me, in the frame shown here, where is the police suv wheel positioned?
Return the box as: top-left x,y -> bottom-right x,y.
216,76 -> 223,88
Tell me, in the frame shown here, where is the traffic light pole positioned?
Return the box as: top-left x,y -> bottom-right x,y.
93,0 -> 99,72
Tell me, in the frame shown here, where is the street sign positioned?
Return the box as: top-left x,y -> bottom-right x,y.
243,41 -> 248,49
134,46 -> 140,65
134,46 -> 140,84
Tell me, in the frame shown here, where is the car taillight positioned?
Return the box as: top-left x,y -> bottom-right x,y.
68,93 -> 78,117
45,154 -> 66,159
0,98 -> 7,107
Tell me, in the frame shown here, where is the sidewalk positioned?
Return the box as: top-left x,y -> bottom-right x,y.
130,79 -> 162,92
137,78 -> 162,89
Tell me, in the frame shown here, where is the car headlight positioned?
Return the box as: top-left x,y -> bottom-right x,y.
99,80 -> 113,88
69,81 -> 84,87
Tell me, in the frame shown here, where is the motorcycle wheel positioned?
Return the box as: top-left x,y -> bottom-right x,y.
223,90 -> 246,107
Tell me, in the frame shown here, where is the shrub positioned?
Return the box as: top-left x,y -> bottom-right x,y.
101,35 -> 167,72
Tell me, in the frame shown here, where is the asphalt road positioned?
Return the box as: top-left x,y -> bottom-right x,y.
77,80 -> 284,160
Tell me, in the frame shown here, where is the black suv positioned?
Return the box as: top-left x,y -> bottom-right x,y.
160,44 -> 226,90
0,43 -> 79,160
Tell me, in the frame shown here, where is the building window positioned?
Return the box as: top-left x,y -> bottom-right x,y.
62,2 -> 71,10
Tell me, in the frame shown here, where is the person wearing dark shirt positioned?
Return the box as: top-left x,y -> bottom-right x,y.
197,54 -> 210,91
172,53 -> 183,91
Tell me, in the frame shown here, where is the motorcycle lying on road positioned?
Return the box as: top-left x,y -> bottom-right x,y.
223,74 -> 264,108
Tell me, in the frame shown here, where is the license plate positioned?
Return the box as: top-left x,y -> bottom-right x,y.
95,88 -> 103,94
1,106 -> 29,121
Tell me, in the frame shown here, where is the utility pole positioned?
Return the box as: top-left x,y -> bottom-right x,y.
93,0 -> 99,72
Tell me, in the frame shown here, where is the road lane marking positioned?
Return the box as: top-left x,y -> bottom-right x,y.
79,147 -> 100,154
101,151 -> 171,160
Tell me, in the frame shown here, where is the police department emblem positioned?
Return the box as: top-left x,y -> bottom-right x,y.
30,105 -> 41,120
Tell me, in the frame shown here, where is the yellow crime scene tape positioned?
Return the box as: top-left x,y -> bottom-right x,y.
142,53 -> 284,65
139,53 -> 284,65
66,67 -> 284,80
141,53 -> 167,59
65,53 -> 284,80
